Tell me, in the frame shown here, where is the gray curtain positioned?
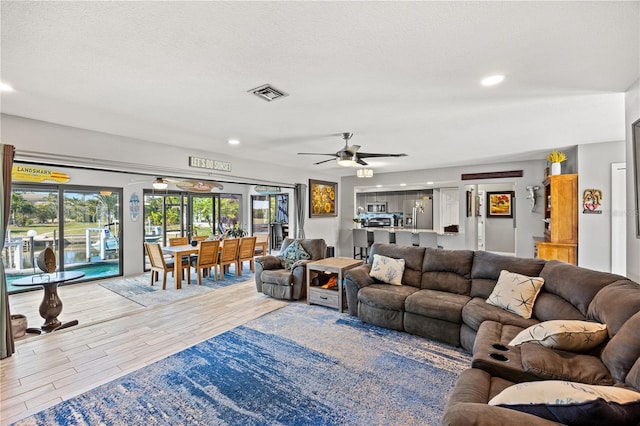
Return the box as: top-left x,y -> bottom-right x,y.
1,144 -> 15,359
294,183 -> 306,239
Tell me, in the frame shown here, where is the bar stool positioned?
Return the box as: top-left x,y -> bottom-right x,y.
353,228 -> 370,260
418,232 -> 438,248
373,229 -> 392,244
394,230 -> 414,246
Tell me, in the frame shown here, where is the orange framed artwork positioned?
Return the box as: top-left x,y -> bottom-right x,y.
486,191 -> 514,218
309,179 -> 337,217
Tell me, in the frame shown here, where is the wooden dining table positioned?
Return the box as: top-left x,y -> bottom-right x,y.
161,243 -> 199,289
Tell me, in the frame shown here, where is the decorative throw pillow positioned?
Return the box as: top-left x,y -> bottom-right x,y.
369,254 -> 405,285
488,380 -> 640,426
509,320 -> 608,352
486,270 -> 544,319
277,240 -> 311,270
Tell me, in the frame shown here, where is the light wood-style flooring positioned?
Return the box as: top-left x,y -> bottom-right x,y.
1,275 -> 289,425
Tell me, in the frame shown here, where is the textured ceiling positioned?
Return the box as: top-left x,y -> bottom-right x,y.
1,1 -> 638,177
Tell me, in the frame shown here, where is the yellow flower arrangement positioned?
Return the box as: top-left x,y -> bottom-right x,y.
546,150 -> 566,163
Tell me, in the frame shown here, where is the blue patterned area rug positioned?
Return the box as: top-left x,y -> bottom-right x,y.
14,304 -> 471,426
98,263 -> 254,307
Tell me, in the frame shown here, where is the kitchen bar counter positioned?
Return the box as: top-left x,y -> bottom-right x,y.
356,227 -> 456,247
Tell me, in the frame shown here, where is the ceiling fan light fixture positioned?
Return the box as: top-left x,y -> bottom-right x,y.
337,152 -> 356,167
152,178 -> 168,190
356,168 -> 373,178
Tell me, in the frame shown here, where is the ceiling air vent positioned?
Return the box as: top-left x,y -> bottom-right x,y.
249,84 -> 288,102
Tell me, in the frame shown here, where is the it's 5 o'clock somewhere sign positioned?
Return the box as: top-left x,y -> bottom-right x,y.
12,166 -> 70,183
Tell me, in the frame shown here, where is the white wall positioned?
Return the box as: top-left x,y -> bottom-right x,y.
626,79 -> 640,282
2,114 -> 342,275
577,141 -> 626,272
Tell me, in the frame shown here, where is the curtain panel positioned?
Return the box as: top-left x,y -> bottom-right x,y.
294,183 -> 306,239
1,144 -> 16,359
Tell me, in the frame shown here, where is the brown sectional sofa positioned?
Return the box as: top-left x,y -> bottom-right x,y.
343,243 -> 640,425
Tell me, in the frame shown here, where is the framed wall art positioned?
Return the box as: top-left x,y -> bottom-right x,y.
486,191 -> 515,218
309,179 -> 337,217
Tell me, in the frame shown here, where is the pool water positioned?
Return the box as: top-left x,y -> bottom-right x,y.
6,261 -> 120,294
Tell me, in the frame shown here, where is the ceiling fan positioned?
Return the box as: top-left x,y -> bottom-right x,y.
297,132 -> 407,167
147,177 -> 224,193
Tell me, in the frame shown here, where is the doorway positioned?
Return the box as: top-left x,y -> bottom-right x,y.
477,183 -> 516,256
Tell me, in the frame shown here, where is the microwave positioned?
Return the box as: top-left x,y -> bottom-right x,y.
367,202 -> 387,213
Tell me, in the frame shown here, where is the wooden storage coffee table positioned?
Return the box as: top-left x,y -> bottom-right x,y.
306,257 -> 363,313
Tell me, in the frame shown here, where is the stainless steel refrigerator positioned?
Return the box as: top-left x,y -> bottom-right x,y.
403,198 -> 433,230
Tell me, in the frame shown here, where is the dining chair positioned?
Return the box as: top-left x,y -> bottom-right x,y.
191,235 -> 208,242
169,237 -> 189,246
191,239 -> 220,284
236,236 -> 257,275
218,238 -> 240,280
254,233 -> 269,256
145,242 -> 189,290
394,230 -> 414,247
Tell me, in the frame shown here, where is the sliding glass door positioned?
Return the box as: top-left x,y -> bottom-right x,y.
5,184 -> 122,293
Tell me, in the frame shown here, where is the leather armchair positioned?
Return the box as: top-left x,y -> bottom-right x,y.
255,238 -> 327,300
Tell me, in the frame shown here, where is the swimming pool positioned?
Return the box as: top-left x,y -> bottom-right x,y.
6,261 -> 120,294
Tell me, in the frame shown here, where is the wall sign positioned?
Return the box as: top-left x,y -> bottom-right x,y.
12,165 -> 70,183
129,192 -> 141,222
582,189 -> 603,214
189,156 -> 232,172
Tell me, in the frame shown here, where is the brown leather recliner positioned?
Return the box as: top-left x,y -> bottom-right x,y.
255,238 -> 327,300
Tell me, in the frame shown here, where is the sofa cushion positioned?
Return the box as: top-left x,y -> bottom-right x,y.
404,289 -> 471,323
509,320 -> 608,352
486,270 -> 544,319
532,291 -> 586,322
587,279 -> 640,338
539,260 -> 624,317
520,344 -> 613,385
470,251 -> 546,299
369,254 -> 405,285
462,297 -> 538,332
369,243 -> 425,288
488,380 -> 640,426
421,247 -> 474,294
601,311 -> 640,384
277,240 -> 311,269
357,284 -> 420,311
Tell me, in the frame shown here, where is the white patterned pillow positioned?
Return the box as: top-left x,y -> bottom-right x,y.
276,240 -> 311,270
369,254 -> 405,285
488,380 -> 640,425
509,320 -> 608,352
486,270 -> 544,319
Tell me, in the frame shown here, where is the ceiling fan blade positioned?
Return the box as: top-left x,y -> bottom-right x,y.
313,158 -> 336,165
297,152 -> 337,157
357,152 -> 408,158
356,157 -> 368,166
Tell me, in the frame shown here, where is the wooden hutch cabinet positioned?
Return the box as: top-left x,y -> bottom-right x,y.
533,174 -> 578,264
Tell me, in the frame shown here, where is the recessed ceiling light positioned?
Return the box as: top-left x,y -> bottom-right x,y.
0,82 -> 15,92
400,183 -> 407,187
376,184 -> 382,188
228,139 -> 240,145
481,75 -> 505,87
426,181 -> 434,185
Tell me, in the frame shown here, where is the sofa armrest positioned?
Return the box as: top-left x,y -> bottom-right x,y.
255,255 -> 282,270
441,402 -> 561,426
344,264 -> 374,289
344,264 -> 374,316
